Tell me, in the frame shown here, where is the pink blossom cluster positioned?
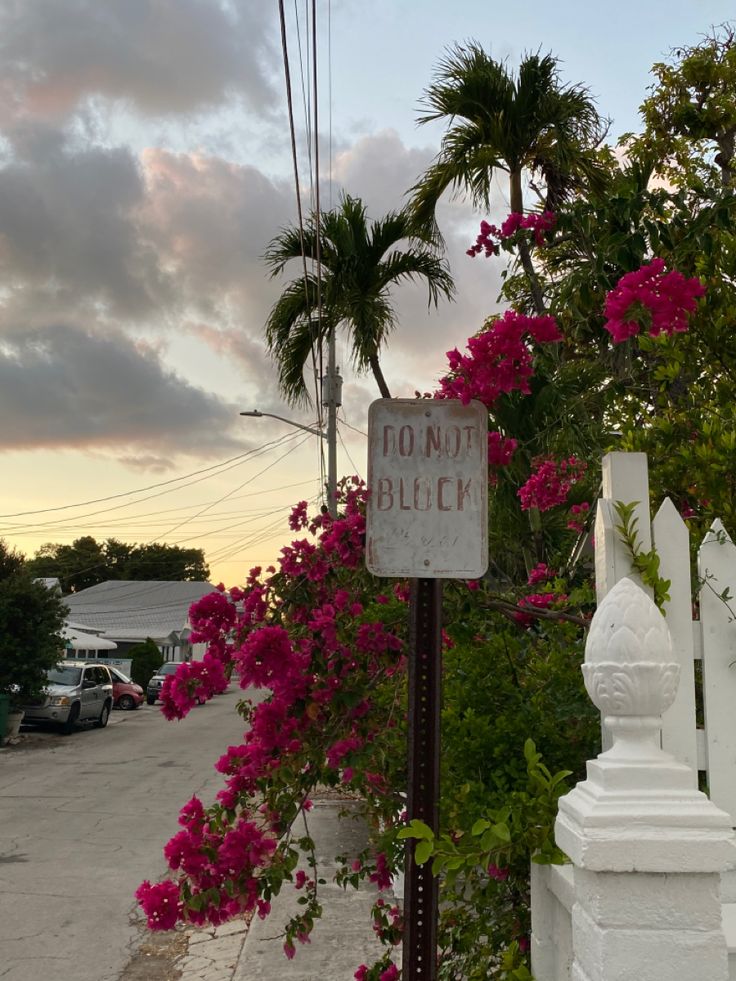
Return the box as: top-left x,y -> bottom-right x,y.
159,655 -> 229,720
368,851 -> 393,891
488,431 -> 518,468
371,896 -> 404,946
488,862 -> 510,881
567,501 -> 591,533
518,457 -> 587,512
603,258 -> 706,343
467,211 -> 556,257
514,591 -> 568,626
140,476 -> 409,959
354,964 -> 400,981
527,563 -> 553,586
135,879 -> 181,930
438,311 -> 562,409
288,500 -> 309,531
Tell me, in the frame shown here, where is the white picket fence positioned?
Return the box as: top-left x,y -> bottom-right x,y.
531,452 -> 736,981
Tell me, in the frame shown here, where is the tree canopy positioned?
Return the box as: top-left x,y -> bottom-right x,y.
0,541 -> 66,704
25,537 -> 210,593
264,194 -> 454,404
410,44 -> 607,225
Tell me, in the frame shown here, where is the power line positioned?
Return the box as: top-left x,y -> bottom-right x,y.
338,426 -> 363,480
0,440 -> 295,520
21,433 -> 313,586
148,433 -> 313,543
339,417 -> 368,438
207,491 -> 322,565
0,482 -> 314,534
0,432 -> 300,535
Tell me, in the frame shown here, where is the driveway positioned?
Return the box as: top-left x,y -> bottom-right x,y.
0,688 -> 251,981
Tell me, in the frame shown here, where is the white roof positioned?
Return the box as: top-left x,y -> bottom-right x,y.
62,625 -> 117,651
64,580 -> 215,644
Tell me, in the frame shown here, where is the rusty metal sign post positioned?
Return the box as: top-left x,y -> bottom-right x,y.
365,399 -> 488,981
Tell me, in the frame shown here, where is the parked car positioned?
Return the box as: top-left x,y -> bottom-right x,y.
108,666 -> 144,710
146,662 -> 205,705
19,661 -> 114,734
146,662 -> 181,705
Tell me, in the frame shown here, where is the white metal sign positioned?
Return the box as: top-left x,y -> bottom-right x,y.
365,399 -> 488,578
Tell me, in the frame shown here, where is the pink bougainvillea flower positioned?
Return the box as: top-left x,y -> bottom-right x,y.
518,457 -> 587,512
288,500 -> 309,531
527,562 -> 552,585
567,501 -> 591,532
437,311 -> 562,409
135,879 -> 182,931
488,431 -> 518,468
468,211 -> 556,256
603,258 -> 705,344
514,591 -> 568,626
488,862 -> 510,881
369,852 -> 393,891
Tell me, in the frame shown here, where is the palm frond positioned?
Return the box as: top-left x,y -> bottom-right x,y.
376,249 -> 455,307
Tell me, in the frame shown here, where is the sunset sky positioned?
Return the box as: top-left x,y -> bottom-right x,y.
0,0 -> 731,587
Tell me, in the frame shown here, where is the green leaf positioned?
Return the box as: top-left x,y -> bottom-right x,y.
415,840 -> 434,865
492,822 -> 511,843
397,819 -> 435,841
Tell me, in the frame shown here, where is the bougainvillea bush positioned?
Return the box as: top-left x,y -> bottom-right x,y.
134,201 -> 717,978
135,31 -> 736,976
136,228 -> 714,980
136,476 -> 600,979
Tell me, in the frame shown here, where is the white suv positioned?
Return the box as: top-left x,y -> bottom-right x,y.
20,661 -> 114,734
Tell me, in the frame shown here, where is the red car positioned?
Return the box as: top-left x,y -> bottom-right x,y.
108,666 -> 145,710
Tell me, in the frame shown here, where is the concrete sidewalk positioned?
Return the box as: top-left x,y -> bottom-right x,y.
233,797 -> 393,980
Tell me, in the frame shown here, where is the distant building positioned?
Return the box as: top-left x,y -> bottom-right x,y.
63,580 -> 215,661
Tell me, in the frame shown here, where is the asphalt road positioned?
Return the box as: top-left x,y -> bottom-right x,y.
0,687 -> 252,981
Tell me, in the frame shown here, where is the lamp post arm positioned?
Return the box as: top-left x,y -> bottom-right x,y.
239,410 -> 327,440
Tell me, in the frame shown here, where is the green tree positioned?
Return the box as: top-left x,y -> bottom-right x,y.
26,536 -> 106,592
412,43 -> 607,216
0,541 -> 66,706
126,638 -> 163,688
26,538 -> 210,592
410,43 -> 607,313
638,24 -> 736,188
263,194 -> 454,404
123,543 -> 209,582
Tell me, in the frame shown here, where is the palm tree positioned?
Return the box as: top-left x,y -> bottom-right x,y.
412,44 -> 606,222
264,195 -> 454,404
410,44 -> 607,312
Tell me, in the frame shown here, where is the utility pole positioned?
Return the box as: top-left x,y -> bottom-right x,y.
323,342 -> 341,518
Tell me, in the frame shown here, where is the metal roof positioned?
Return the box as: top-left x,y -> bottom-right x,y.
63,580 -> 215,644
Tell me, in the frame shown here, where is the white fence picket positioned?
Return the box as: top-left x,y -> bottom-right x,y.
653,497 -> 698,781
596,452 -> 653,601
698,520 -> 736,824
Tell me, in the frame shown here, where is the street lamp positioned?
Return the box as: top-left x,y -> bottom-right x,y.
239,410 -> 327,440
239,409 -> 337,517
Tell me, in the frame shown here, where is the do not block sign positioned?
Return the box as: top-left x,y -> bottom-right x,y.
365,399 -> 488,578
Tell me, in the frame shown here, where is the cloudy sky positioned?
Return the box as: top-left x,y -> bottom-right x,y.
0,0 -> 731,587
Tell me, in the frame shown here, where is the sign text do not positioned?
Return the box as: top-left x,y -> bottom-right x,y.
365,399 -> 488,578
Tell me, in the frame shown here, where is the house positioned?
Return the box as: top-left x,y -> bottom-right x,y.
63,621 -> 118,656
63,580 -> 215,661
